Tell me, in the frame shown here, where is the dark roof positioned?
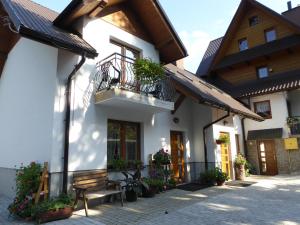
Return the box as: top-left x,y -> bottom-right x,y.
164,64 -> 263,121
196,37 -> 222,77
247,128 -> 283,140
1,0 -> 98,58
214,35 -> 300,70
231,69 -> 300,98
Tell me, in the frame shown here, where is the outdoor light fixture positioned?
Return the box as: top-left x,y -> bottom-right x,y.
173,117 -> 179,124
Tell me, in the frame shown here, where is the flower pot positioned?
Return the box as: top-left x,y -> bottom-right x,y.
216,140 -> 224,145
125,190 -> 138,202
36,207 -> 73,224
216,180 -> 226,186
142,186 -> 156,198
235,164 -> 245,181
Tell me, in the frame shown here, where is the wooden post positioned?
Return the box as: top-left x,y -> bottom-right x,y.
34,162 -> 49,204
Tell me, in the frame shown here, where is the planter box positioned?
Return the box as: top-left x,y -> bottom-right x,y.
36,207 -> 73,224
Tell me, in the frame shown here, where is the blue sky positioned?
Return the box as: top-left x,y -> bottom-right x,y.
34,0 -> 300,72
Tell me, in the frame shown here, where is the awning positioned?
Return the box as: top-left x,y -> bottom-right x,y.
164,64 -> 263,121
248,128 -> 283,140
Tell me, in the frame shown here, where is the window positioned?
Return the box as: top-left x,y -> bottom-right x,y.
264,28 -> 277,42
107,120 -> 140,165
257,66 -> 269,79
249,16 -> 259,26
254,101 -> 272,119
238,38 -> 248,51
110,40 -> 140,83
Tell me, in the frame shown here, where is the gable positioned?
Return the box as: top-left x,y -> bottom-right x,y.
224,6 -> 295,56
97,3 -> 152,43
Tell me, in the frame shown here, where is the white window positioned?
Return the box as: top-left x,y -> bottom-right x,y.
254,101 -> 272,119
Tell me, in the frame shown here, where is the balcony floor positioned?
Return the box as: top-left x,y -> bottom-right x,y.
95,88 -> 174,113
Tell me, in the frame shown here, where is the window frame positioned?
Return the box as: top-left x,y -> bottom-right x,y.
249,16 -> 259,27
238,38 -> 248,51
110,39 -> 141,59
253,100 -> 272,119
107,119 -> 141,163
264,28 -> 277,43
256,66 -> 269,79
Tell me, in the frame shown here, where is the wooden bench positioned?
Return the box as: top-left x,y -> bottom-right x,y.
73,170 -> 123,216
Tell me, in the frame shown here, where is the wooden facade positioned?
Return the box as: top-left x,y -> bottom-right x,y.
208,0 -> 300,87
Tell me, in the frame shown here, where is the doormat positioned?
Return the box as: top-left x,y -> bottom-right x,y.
176,183 -> 212,192
226,181 -> 256,187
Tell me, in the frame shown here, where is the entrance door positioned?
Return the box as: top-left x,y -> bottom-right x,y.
220,132 -> 232,179
170,131 -> 185,182
258,140 -> 278,175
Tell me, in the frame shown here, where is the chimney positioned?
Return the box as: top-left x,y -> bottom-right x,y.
287,1 -> 292,10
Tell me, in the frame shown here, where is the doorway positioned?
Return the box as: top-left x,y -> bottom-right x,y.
257,140 -> 278,175
220,132 -> 233,179
170,131 -> 185,183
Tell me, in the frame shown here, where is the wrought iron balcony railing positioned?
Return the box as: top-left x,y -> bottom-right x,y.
94,53 -> 176,102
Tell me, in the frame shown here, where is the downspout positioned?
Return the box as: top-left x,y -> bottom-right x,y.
62,54 -> 86,194
241,118 -> 248,158
203,109 -> 230,170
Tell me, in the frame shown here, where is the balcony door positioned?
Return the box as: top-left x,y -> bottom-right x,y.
110,40 -> 140,86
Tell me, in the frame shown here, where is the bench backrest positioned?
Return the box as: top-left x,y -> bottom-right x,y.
73,170 -> 108,191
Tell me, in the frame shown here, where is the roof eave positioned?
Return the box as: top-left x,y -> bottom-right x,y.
19,25 -> 98,58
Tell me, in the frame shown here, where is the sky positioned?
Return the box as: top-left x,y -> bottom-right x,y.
33,0 -> 300,72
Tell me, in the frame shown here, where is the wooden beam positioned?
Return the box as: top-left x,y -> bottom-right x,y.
89,0 -> 109,17
172,94 -> 186,114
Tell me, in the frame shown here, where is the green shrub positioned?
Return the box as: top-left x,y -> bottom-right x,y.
133,58 -> 165,85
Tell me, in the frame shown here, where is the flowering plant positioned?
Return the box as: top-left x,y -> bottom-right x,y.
153,149 -> 171,165
8,162 -> 42,218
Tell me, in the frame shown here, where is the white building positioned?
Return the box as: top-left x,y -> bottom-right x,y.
0,0 -> 261,197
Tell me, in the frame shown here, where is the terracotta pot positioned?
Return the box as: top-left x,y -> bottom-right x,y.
235,164 -> 245,181
216,180 -> 226,186
36,207 -> 73,224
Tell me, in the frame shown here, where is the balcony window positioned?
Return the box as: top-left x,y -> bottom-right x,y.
254,100 -> 272,119
238,38 -> 248,51
265,28 -> 277,43
257,66 -> 269,79
249,16 -> 259,27
107,120 -> 140,165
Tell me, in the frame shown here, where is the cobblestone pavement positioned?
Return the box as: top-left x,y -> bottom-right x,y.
142,175 -> 300,225
1,175 -> 300,225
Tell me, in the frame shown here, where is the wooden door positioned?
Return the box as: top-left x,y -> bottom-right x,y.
220,132 -> 232,179
258,140 -> 278,175
170,131 -> 185,182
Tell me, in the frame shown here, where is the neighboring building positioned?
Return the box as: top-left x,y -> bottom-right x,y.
0,0 -> 261,198
198,0 -> 300,175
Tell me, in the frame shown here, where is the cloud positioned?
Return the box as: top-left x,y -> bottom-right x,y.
179,30 -> 211,73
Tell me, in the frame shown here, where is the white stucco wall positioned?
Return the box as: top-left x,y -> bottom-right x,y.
0,38 -> 58,169
244,92 -> 289,138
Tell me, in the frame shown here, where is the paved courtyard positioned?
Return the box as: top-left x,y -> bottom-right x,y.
1,175 -> 300,225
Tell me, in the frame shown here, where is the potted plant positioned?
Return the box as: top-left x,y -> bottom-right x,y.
153,149 -> 171,166
234,154 -> 247,181
133,58 -> 165,86
141,178 -> 157,198
108,158 -> 128,171
33,194 -> 74,224
216,134 -> 230,145
214,168 -> 229,186
287,117 -> 299,128
166,178 -> 177,190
